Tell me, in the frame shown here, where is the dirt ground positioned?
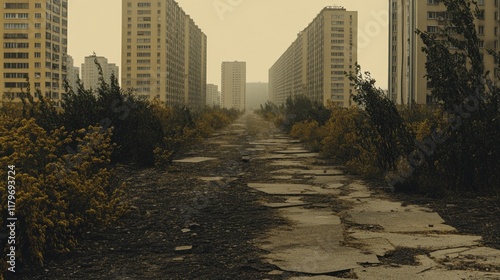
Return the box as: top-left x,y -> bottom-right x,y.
8,114 -> 500,279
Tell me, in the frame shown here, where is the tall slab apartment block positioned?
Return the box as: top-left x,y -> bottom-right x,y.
1,0 -> 69,104
221,61 -> 246,111
122,0 -> 207,108
269,6 -> 358,107
389,0 -> 500,105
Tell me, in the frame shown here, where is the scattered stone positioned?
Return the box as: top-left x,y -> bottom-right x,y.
267,270 -> 283,275
175,246 -> 193,253
181,228 -> 191,233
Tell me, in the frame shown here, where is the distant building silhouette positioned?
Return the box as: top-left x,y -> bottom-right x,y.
206,84 -> 220,107
221,61 -> 246,111
269,6 -> 358,107
246,82 -> 268,111
81,55 -> 118,91
66,55 -> 80,92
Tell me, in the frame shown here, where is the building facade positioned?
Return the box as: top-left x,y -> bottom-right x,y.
206,83 -> 220,107
66,54 -> 79,92
1,0 -> 69,104
221,61 -> 246,111
269,6 -> 358,107
388,0 -> 500,105
121,0 -> 207,107
246,82 -> 268,111
81,54 -> 119,90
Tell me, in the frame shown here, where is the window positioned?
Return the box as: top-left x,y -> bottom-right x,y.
3,33 -> 28,39
478,0 -> 485,5
427,26 -> 439,33
3,73 -> 28,78
138,2 -> 151,7
4,52 -> 29,59
3,63 -> 29,69
477,10 -> 485,20
479,40 -> 484,48
4,13 -> 29,19
479,25 -> 484,35
427,0 -> 440,4
35,3 -> 42,8
4,3 -> 29,9
3,42 -> 29,48
4,23 -> 29,29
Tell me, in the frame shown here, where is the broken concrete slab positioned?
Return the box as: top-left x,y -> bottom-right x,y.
347,211 -> 456,233
260,224 -> 344,251
288,277 -> 345,280
262,197 -> 311,209
173,157 -> 217,163
349,199 -> 426,213
274,149 -> 311,154
431,246 -> 500,268
313,176 -> 350,185
269,160 -> 305,166
248,183 -> 319,195
258,153 -> 320,159
278,207 -> 342,227
198,177 -> 224,182
353,264 -> 500,280
352,237 -> 396,257
266,246 -> 379,275
271,169 -> 344,176
349,231 -> 482,250
272,175 -> 294,180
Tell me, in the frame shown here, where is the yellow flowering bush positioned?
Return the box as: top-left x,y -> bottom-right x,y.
0,113 -> 125,271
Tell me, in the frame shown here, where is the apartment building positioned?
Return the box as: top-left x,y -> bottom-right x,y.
1,0 -> 68,104
121,0 -> 207,108
389,0 -> 500,105
269,6 -> 358,107
246,82 -> 268,111
66,54 -> 79,92
221,61 -> 246,111
206,83 -> 220,107
81,54 -> 119,90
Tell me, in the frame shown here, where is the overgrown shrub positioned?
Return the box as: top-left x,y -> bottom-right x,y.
0,114 -> 124,272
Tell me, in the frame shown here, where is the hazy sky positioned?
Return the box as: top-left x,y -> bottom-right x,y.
68,0 -> 389,89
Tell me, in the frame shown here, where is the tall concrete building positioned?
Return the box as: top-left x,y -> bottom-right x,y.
1,0 -> 69,104
269,6 -> 358,107
221,61 -> 246,111
206,83 -> 220,107
389,0 -> 500,105
121,0 -> 207,107
81,55 -> 119,90
66,54 -> 79,92
246,82 -> 268,111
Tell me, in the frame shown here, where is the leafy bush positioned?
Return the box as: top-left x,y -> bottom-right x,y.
0,114 -> 124,270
